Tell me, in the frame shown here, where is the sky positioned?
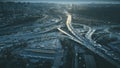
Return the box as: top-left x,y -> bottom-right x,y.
1,0 -> 120,2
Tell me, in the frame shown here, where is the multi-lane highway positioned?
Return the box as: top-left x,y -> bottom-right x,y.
1,2 -> 120,68
58,11 -> 120,68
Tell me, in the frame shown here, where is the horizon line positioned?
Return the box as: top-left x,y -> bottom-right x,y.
1,1 -> 120,4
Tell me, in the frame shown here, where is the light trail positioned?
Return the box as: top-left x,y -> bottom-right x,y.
57,11 -> 120,67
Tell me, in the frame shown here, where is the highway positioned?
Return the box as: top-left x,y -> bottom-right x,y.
85,27 -> 96,41
58,11 -> 120,68
1,2 -> 120,68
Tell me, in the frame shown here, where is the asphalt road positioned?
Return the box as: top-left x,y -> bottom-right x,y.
57,11 -> 120,67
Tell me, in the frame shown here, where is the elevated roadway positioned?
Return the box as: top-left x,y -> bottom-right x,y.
58,11 -> 120,68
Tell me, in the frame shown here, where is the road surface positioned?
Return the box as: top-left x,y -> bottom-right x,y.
58,11 -> 120,68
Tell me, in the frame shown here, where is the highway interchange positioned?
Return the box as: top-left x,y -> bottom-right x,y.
58,11 -> 120,68
0,2 -> 120,68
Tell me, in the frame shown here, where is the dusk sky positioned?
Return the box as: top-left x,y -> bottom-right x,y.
1,0 -> 120,2
8,0 -> 119,1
